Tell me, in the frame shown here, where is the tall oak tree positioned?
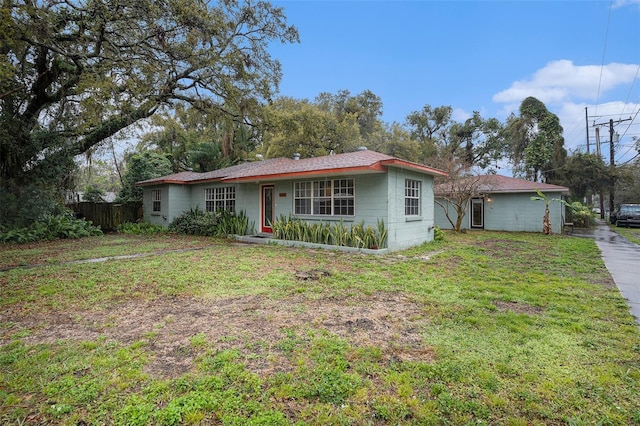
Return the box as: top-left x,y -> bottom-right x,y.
1,0 -> 298,223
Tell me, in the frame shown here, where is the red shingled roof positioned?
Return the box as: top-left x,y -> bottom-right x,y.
136,150 -> 447,186
435,174 -> 569,195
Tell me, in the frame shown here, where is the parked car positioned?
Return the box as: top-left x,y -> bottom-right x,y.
611,204 -> 640,227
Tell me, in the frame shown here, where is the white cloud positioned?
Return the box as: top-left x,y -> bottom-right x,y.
492,60 -> 640,160
555,100 -> 639,162
493,60 -> 639,105
613,0 -> 640,8
451,108 -> 472,122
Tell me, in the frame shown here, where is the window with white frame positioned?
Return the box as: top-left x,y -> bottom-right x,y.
333,179 -> 355,215
205,186 -> 236,213
294,178 -> 355,216
152,190 -> 161,212
313,180 -> 332,215
405,179 -> 421,216
294,181 -> 312,215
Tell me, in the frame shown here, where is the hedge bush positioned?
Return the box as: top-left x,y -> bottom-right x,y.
0,212 -> 103,243
168,208 -> 252,237
117,221 -> 166,235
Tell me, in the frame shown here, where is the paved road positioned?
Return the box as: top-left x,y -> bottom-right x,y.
576,222 -> 640,326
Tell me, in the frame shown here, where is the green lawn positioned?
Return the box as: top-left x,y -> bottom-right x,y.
1,231 -> 639,425
612,224 -> 640,245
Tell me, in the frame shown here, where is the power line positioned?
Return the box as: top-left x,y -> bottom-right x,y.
589,113 -> 636,118
564,113 -> 589,151
619,152 -> 639,166
614,106 -> 640,163
593,116 -> 633,213
616,144 -> 636,163
617,104 -> 640,141
593,1 -> 613,117
620,65 -> 640,117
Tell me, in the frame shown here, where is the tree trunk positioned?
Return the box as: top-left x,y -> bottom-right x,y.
455,214 -> 464,233
543,204 -> 552,235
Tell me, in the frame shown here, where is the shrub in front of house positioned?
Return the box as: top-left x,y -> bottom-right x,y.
117,221 -> 166,235
215,209 -> 252,237
168,208 -> 252,237
0,212 -> 103,243
168,208 -> 219,236
271,215 -> 388,249
569,202 -> 597,228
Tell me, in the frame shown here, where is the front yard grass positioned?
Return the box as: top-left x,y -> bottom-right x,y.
612,224 -> 640,245
0,233 -> 219,271
1,231 -> 639,425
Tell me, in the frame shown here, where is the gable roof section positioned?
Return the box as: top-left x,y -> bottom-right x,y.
136,150 -> 447,186
435,174 -> 569,195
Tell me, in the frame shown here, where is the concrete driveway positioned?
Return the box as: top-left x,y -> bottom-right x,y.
576,221 -> 640,326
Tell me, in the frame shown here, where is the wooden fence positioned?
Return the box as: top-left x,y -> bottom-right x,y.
69,202 -> 143,231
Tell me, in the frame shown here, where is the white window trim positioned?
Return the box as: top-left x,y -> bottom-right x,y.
470,198 -> 484,229
293,178 -> 355,217
405,179 -> 421,216
152,189 -> 161,213
205,186 -> 236,213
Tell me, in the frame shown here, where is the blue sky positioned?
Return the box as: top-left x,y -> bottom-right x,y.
268,0 -> 640,167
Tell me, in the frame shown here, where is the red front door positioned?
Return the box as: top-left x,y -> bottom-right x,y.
261,185 -> 274,233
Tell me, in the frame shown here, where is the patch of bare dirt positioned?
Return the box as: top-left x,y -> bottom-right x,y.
1,293 -> 434,379
493,300 -> 545,315
474,239 -> 528,257
585,274 -> 617,289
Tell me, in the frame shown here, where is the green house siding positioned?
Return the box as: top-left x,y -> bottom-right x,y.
143,184 -> 190,227
434,199 -> 459,230
168,185 -> 191,223
386,168 -> 435,252
484,193 -> 565,234
353,174 -> 388,224
435,192 -> 566,234
143,185 -> 162,225
238,183 -> 260,227
272,181 -> 292,222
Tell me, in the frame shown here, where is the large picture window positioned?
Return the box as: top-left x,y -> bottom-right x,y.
205,186 -> 236,213
152,190 -> 161,212
294,178 -> 355,216
405,179 -> 421,216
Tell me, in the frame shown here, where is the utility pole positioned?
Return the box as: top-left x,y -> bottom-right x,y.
585,107 -> 590,154
609,119 -> 615,218
593,116 -> 632,219
595,127 -> 604,218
